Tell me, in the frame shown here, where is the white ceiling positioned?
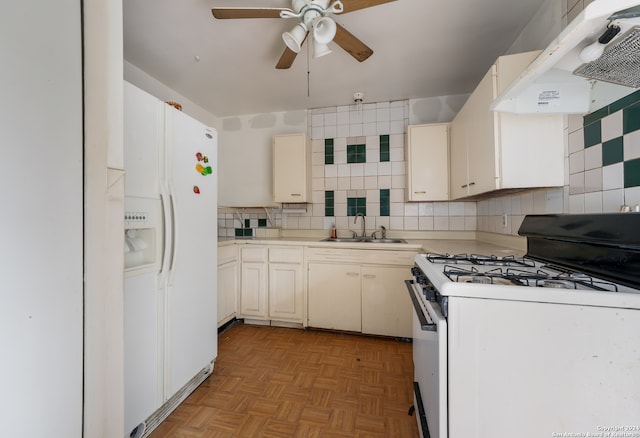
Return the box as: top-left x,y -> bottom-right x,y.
123,0 -> 549,118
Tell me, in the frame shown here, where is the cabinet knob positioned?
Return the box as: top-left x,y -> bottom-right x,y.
461,184 -> 468,188
469,182 -> 476,186
414,191 -> 426,194
291,193 -> 301,196
346,272 -> 359,277
363,274 -> 376,279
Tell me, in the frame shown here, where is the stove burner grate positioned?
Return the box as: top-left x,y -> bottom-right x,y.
426,253 -> 535,267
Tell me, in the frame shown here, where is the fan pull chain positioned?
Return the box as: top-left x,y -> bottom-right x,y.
307,40 -> 311,97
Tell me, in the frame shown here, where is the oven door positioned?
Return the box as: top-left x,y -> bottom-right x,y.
405,280 -> 448,438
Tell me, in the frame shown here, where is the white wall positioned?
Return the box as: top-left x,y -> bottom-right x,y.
0,1 -> 83,436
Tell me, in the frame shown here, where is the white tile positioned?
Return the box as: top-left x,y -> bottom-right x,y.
624,185 -> 640,206
390,147 -> 404,162
378,175 -> 392,187
404,217 -> 419,230
418,216 -> 434,230
312,204 -> 324,217
448,202 -> 464,215
569,172 -> 585,195
378,162 -> 392,176
419,202 -> 434,216
463,202 -> 477,216
336,124 -> 350,138
312,177 -> 325,191
350,176 -> 364,189
312,165 -> 324,178
464,216 -> 477,231
312,113 -> 324,127
324,125 -> 337,138
390,120 -> 405,135
404,203 -> 419,216
602,189 -> 624,212
390,105 -> 404,121
349,124 -> 363,137
335,203 -> 347,216
375,216 -> 390,229
350,163 -> 364,177
624,129 -> 640,160
376,106 -> 390,123
390,202 -> 404,216
363,123 -> 377,136
533,190 -> 548,212
584,168 -> 603,193
364,162 -> 378,176
390,133 -> 404,148
433,202 -> 449,216
449,216 -> 465,231
312,190 -> 324,204
311,126 -> 324,140
569,150 -> 585,174
391,161 -> 406,175
390,188 -> 404,202
391,175 -> 406,189
367,203 -> 380,217
584,144 -> 602,169
325,177 -> 338,190
337,177 -> 350,190
601,110 -> 623,142
546,188 -> 564,213
311,139 -> 324,153
389,216 -> 404,230
325,164 -> 338,178
567,114 -> 583,133
602,163 -> 624,190
349,109 -> 363,124
334,137 -> 347,150
323,112 -> 337,126
312,151 -> 324,166
335,190 -> 347,203
363,108 -> 376,123
434,217 -> 450,230
337,164 -> 350,177
376,120 -> 390,134
568,194 -> 585,213
568,129 -> 584,153
584,192 -> 603,213
477,200 -> 489,216
366,135 -> 380,149
364,176 -> 378,189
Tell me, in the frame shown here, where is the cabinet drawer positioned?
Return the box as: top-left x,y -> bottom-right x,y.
269,246 -> 303,264
241,246 -> 268,262
306,247 -> 416,266
218,244 -> 237,265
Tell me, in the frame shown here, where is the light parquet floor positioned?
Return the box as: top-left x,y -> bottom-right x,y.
149,323 -> 419,438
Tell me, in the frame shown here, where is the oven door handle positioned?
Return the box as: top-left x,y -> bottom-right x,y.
405,280 -> 437,332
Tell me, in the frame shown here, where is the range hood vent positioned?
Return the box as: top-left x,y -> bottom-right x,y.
493,0 -> 640,114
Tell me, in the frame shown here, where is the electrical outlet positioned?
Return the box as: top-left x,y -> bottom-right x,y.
502,213 -> 509,229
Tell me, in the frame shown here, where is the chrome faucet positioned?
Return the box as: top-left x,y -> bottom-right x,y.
372,225 -> 386,239
354,212 -> 366,237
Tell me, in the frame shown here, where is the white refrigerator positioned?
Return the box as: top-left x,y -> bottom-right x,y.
123,81 -> 218,437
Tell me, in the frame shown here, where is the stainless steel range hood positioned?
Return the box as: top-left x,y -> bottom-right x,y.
493,0 -> 640,114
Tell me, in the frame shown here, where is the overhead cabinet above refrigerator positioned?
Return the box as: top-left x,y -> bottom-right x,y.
123,81 -> 218,438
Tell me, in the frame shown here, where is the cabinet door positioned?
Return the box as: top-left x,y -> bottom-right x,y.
308,263 -> 361,332
406,124 -> 449,201
361,265 -> 412,338
217,260 -> 238,327
273,133 -> 309,202
239,262 -> 268,319
449,108 -> 469,199
466,65 -> 498,196
269,263 -> 303,322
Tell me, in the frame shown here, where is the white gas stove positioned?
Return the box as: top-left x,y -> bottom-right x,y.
406,214 -> 640,438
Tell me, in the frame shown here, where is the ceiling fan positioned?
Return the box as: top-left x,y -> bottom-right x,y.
211,0 -> 396,69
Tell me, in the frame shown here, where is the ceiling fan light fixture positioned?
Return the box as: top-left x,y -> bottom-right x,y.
312,16 -> 337,44
282,22 -> 308,53
313,40 -> 332,58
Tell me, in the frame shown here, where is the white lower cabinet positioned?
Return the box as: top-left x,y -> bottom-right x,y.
306,247 -> 416,337
238,245 -> 304,324
217,244 -> 238,327
361,265 -> 412,338
308,263 -> 362,332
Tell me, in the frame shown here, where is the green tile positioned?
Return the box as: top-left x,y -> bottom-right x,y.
609,89 -> 640,114
380,135 -> 390,162
583,121 -> 602,148
380,189 -> 390,217
324,191 -> 334,217
244,219 -> 251,228
324,139 -> 334,165
347,145 -> 357,163
258,218 -> 267,227
602,137 -> 624,166
347,144 -> 366,163
235,228 -> 244,237
623,102 -> 640,134
624,158 -> 640,188
583,107 -> 609,126
347,197 -> 366,216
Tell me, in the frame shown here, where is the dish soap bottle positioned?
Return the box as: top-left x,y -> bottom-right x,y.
330,223 -> 337,239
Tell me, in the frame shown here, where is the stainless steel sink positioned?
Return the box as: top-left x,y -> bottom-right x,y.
320,237 -> 407,244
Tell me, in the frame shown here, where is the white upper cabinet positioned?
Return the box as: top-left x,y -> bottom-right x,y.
406,123 -> 450,201
450,50 -> 564,199
273,133 -> 311,203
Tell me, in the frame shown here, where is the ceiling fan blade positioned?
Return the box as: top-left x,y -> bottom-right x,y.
276,47 -> 298,69
333,23 -> 373,62
211,7 -> 291,19
337,0 -> 396,14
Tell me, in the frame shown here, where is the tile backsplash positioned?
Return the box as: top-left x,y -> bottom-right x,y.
218,89 -> 640,239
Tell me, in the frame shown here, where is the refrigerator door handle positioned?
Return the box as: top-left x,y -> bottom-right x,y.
168,186 -> 177,283
159,193 -> 168,274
